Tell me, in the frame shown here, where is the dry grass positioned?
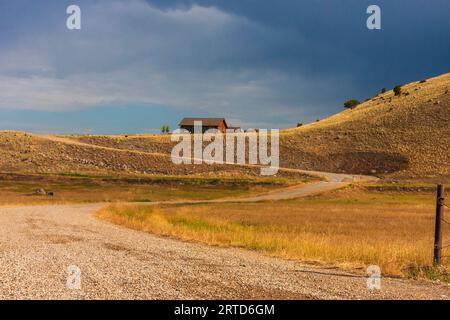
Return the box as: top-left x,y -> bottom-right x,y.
280,73 -> 450,181
0,131 -> 309,179
65,73 -> 450,181
0,173 -> 299,206
1,73 -> 449,181
97,185 -> 450,280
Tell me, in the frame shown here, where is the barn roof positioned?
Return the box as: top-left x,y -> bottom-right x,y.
179,118 -> 228,127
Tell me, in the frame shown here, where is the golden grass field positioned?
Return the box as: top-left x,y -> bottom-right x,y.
97,184 -> 450,281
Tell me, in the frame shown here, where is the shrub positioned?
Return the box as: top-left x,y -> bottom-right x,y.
393,85 -> 402,96
161,125 -> 170,134
381,88 -> 387,93
419,79 -> 427,83
344,99 -> 360,109
296,123 -> 303,127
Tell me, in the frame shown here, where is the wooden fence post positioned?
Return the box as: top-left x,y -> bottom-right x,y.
433,185 -> 444,265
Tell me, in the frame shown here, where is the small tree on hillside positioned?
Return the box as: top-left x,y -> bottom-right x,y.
161,125 -> 170,134
393,85 -> 402,96
381,88 -> 387,94
344,99 -> 360,109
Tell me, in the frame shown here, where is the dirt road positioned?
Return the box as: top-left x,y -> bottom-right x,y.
0,203 -> 448,300
225,171 -> 375,202
135,171 -> 376,206
1,135 -> 446,299
36,134 -> 169,157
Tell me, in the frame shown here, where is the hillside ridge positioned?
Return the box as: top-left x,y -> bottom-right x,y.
1,73 -> 449,182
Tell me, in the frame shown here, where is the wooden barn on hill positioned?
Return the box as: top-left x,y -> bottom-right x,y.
179,118 -> 229,133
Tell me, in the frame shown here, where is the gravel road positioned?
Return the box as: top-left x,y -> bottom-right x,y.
0,203 -> 448,300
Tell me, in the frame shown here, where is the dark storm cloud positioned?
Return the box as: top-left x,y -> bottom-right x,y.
145,0 -> 450,82
0,0 -> 449,131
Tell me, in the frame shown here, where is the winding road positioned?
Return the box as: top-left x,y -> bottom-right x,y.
0,135 -> 447,299
0,172 -> 448,299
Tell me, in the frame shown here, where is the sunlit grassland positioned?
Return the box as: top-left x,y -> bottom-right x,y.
0,173 -> 305,206
97,185 -> 450,280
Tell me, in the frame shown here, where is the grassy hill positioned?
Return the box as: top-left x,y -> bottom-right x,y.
0,131 -> 306,179
280,72 -> 450,181
0,73 -> 449,182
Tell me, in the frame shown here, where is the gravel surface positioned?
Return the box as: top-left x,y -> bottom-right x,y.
0,203 -> 448,300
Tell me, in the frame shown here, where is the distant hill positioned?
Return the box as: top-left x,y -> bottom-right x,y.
0,132 -> 303,179
0,73 -> 449,182
280,73 -> 450,181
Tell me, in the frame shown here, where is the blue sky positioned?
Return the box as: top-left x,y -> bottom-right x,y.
0,0 -> 449,134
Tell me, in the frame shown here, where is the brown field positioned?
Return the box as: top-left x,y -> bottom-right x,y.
97,184 -> 450,281
0,131 -> 299,178
0,173 -> 305,206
